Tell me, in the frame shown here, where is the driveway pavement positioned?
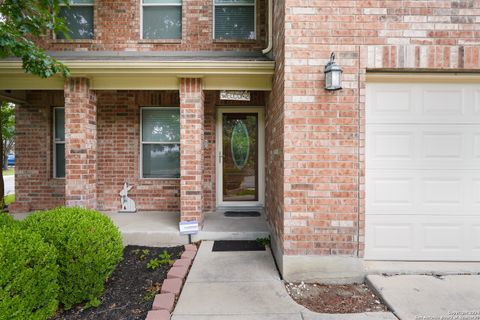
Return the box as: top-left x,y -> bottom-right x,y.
3,175 -> 14,195
172,241 -> 396,320
367,275 -> 480,320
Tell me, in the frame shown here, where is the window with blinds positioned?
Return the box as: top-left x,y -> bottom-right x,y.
56,0 -> 94,40
141,108 -> 180,179
142,0 -> 182,39
214,0 -> 255,40
53,108 -> 65,178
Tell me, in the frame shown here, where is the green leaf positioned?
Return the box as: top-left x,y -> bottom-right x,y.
0,0 -> 70,78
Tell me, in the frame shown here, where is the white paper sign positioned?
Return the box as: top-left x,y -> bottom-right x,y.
179,220 -> 199,235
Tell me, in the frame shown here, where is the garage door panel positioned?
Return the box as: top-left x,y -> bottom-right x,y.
422,225 -> 463,250
474,88 -> 480,114
366,81 -> 480,261
367,170 -> 480,215
422,88 -> 464,116
366,215 -> 480,260
367,125 -> 480,169
370,224 -> 414,252
421,178 -> 463,205
473,226 -> 480,252
423,132 -> 463,159
367,84 -> 480,124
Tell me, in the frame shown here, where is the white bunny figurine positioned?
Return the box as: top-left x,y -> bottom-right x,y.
119,182 -> 136,213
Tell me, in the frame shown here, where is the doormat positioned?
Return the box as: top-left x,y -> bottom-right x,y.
224,211 -> 261,217
212,240 -> 265,251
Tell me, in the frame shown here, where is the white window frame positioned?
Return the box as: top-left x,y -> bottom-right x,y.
213,0 -> 256,40
53,107 -> 65,179
140,0 -> 183,40
56,0 -> 95,40
140,107 -> 181,179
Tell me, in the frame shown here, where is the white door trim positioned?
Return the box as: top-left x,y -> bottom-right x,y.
216,107 -> 265,207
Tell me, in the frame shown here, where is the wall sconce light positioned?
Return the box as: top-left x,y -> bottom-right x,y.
324,52 -> 342,91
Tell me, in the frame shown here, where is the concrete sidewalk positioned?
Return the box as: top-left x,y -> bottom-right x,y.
172,241 -> 396,320
367,274 -> 480,320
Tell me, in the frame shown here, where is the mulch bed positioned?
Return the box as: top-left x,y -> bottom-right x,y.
52,245 -> 183,320
285,282 -> 388,313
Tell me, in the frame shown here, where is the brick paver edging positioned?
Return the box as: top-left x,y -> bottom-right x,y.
145,244 -> 198,320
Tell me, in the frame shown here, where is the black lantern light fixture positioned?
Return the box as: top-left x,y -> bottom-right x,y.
324,52 -> 342,91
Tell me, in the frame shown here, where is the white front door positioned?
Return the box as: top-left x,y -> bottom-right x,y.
365,81 -> 480,261
216,107 -> 265,207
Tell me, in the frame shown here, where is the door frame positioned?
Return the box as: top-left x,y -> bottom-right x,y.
216,107 -> 265,207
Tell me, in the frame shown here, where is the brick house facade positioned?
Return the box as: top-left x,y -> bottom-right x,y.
1,0 -> 480,281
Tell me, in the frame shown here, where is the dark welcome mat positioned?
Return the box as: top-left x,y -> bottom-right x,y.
212,240 -> 265,252
224,211 -> 261,217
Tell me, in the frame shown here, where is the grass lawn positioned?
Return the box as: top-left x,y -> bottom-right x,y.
4,194 -> 15,205
2,167 -> 14,176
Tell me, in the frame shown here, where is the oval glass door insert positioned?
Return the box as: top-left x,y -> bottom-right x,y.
230,120 -> 250,169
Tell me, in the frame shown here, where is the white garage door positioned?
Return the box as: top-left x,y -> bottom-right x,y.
365,81 -> 480,261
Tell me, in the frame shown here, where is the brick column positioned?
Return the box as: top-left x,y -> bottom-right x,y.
179,78 -> 204,223
64,78 -> 97,208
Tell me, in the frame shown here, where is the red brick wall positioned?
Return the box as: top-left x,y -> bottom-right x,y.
96,91 -> 182,212
282,0 -> 480,257
40,0 -> 267,52
12,89 -> 265,213
10,91 -> 65,213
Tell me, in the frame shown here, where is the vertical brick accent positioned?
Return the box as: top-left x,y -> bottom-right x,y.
265,0 -> 286,256
180,78 -> 204,223
64,78 -> 97,208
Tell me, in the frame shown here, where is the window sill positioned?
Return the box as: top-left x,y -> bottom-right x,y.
213,39 -> 258,44
51,39 -> 95,44
138,39 -> 182,44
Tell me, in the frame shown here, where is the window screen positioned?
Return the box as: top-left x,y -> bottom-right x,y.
141,108 -> 180,178
142,0 -> 182,39
56,0 -> 94,40
54,108 -> 65,178
214,0 -> 255,40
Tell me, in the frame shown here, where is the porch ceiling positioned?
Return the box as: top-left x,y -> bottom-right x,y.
0,52 -> 275,91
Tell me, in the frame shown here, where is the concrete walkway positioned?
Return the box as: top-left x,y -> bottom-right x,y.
172,241 -> 397,320
367,275 -> 480,320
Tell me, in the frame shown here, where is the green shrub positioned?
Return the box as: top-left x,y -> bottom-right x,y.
23,207 -> 123,310
0,225 -> 59,320
0,212 -> 16,227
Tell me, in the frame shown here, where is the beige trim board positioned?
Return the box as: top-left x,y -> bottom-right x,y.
0,76 -> 65,90
367,72 -> 480,83
92,76 -> 180,90
0,60 -> 274,91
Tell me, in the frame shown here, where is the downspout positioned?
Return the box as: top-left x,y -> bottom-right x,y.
262,0 -> 273,54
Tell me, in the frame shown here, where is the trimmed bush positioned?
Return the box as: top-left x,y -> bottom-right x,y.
0,212 -> 16,227
23,207 -> 123,310
0,225 -> 59,320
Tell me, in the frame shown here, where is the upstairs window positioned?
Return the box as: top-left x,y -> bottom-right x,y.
56,0 -> 94,40
141,108 -> 180,179
142,0 -> 182,39
53,107 -> 65,178
214,0 -> 255,40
